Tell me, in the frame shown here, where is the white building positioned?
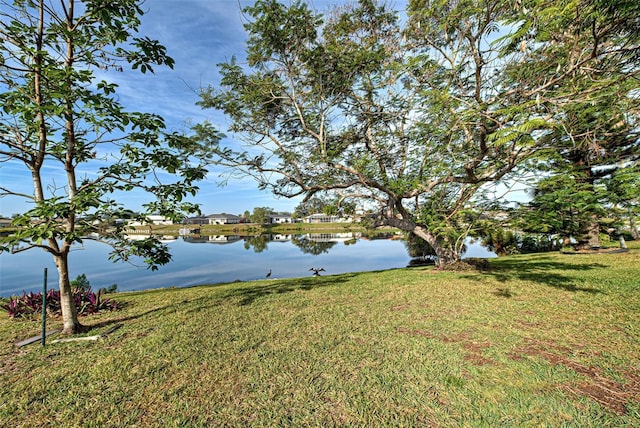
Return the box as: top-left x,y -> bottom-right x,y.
127,215 -> 173,226
268,213 -> 293,224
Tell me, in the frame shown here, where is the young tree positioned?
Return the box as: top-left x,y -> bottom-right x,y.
0,0 -> 214,334
518,175 -> 602,247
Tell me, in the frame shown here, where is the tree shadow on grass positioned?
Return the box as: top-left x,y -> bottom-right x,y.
219,273 -> 359,306
86,299 -> 189,332
84,274 -> 355,332
464,255 -> 606,294
83,284 -> 233,330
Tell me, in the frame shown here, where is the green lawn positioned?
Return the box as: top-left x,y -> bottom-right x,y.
1,245 -> 639,427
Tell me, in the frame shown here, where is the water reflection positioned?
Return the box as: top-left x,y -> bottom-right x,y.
179,231 -> 389,255
1,232 -> 494,297
183,235 -> 243,244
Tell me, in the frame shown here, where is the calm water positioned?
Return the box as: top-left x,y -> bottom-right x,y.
0,233 -> 495,297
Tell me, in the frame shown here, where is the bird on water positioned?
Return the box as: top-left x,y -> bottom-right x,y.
309,268 -> 325,276
266,269 -> 272,278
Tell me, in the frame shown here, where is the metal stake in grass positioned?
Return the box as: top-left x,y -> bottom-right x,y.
41,268 -> 47,347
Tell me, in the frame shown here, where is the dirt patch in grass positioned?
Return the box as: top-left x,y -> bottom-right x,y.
397,328 -> 640,414
439,258 -> 491,272
460,340 -> 493,365
397,327 -> 437,340
511,339 -> 640,415
0,348 -> 30,377
397,328 -> 495,365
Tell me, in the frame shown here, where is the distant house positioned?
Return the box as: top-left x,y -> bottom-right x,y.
184,216 -> 210,225
304,213 -> 344,223
0,217 -> 12,228
207,213 -> 242,225
185,213 -> 242,225
205,235 -> 242,243
270,233 -> 292,241
128,215 -> 173,226
268,213 -> 293,224
182,235 -> 242,244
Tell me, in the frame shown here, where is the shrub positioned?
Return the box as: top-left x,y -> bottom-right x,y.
1,276 -> 119,319
99,283 -> 118,294
519,234 -> 562,253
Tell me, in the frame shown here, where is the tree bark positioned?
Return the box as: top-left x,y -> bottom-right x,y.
576,216 -> 601,250
630,209 -> 640,240
618,233 -> 627,249
54,252 -> 84,335
411,226 -> 461,267
586,219 -> 601,248
375,216 -> 462,267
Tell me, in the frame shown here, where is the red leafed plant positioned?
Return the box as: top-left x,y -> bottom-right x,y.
2,276 -> 119,319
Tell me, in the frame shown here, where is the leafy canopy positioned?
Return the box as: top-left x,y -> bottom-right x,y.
0,0 -> 217,268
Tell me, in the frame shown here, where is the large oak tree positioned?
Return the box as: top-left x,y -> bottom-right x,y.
198,0 -> 637,266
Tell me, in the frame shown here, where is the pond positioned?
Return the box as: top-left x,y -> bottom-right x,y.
0,232 -> 495,297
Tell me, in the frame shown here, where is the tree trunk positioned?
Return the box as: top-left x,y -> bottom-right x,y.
412,226 -> 461,267
618,233 -> 627,249
375,216 -> 463,267
432,244 -> 461,267
53,252 -> 84,335
576,216 -> 601,250
630,209 -> 640,240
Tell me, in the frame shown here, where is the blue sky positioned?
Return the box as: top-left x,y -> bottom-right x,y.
3,0 -> 403,218
3,1 -> 524,221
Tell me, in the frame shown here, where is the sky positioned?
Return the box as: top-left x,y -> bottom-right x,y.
2,0 -> 411,218
2,1 -> 530,220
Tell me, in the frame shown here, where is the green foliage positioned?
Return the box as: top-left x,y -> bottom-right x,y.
404,231 -> 437,259
250,207 -> 275,225
499,0 -> 640,247
197,0 -> 637,266
0,0 -> 217,331
70,274 -> 91,291
243,234 -> 270,253
474,223 -> 522,256
0,0 -> 214,252
518,174 -> 604,247
100,284 -> 119,294
473,219 -> 562,255
605,167 -> 640,210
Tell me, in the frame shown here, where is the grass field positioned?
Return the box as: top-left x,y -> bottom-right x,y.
1,244 -> 639,427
